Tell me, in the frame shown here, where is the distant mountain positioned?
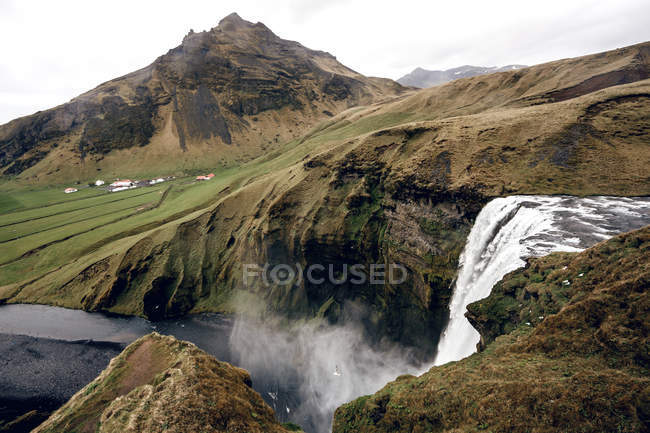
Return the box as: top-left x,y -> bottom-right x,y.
397,64 -> 527,88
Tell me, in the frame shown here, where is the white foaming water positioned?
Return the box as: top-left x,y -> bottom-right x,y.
228,315 -> 421,433
434,195 -> 650,366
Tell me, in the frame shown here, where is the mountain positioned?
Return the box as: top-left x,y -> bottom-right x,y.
397,64 -> 528,88
0,13 -> 407,184
333,226 -> 650,433
1,40 -> 649,357
33,333 -> 295,433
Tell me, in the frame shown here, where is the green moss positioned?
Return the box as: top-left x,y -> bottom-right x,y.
344,184 -> 384,238
417,217 -> 443,237
83,382 -> 98,396
502,275 -> 527,292
282,422 -> 304,431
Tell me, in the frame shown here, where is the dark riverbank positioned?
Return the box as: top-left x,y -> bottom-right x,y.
0,307 -> 234,431
0,305 -> 420,433
0,333 -> 124,432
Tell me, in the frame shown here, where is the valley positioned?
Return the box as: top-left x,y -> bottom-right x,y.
0,11 -> 649,433
2,40 -> 649,353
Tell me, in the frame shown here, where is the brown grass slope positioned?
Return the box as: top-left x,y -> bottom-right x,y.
333,226 -> 650,433
0,13 -> 407,185
379,40 -> 650,119
3,43 -> 650,353
33,333 -> 292,433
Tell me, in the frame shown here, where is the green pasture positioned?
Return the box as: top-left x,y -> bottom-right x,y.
0,110 -> 401,287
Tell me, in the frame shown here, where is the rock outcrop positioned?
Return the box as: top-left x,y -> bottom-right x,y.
33,333 -> 293,433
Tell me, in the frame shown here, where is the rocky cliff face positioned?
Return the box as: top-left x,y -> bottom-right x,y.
32,333 -> 293,433
0,13 -> 406,184
333,226 -> 650,433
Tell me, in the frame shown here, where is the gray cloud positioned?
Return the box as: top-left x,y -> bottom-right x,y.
1,0 -> 649,124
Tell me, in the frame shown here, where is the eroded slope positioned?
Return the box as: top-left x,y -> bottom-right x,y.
33,333 -> 292,433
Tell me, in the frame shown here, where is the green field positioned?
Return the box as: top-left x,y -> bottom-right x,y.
0,186 -> 106,214
0,110 -> 398,289
0,175 -> 224,283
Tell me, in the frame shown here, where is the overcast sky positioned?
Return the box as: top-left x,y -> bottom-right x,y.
1,0 -> 648,124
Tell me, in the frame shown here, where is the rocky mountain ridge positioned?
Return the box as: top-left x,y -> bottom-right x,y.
397,64 -> 528,88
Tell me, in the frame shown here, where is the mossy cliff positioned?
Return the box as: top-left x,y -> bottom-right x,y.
333,226 -> 650,433
33,333 -> 294,433
466,228 -> 649,352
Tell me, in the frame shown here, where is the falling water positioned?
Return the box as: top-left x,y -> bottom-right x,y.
434,195 -> 650,366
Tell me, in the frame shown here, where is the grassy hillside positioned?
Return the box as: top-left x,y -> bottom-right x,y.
32,333 -> 294,433
333,226 -> 650,433
1,42 -> 649,353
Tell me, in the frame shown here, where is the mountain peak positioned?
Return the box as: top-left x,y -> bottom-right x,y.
0,9 -> 408,180
220,12 -> 244,22
218,12 -> 252,30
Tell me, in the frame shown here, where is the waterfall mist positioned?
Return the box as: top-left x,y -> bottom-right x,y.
228,304 -> 426,433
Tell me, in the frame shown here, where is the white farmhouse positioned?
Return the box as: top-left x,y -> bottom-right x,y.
109,180 -> 133,188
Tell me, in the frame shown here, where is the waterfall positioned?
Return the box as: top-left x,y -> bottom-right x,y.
433,195 -> 650,366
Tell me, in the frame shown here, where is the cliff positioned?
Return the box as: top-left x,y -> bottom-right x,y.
333,226 -> 650,432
